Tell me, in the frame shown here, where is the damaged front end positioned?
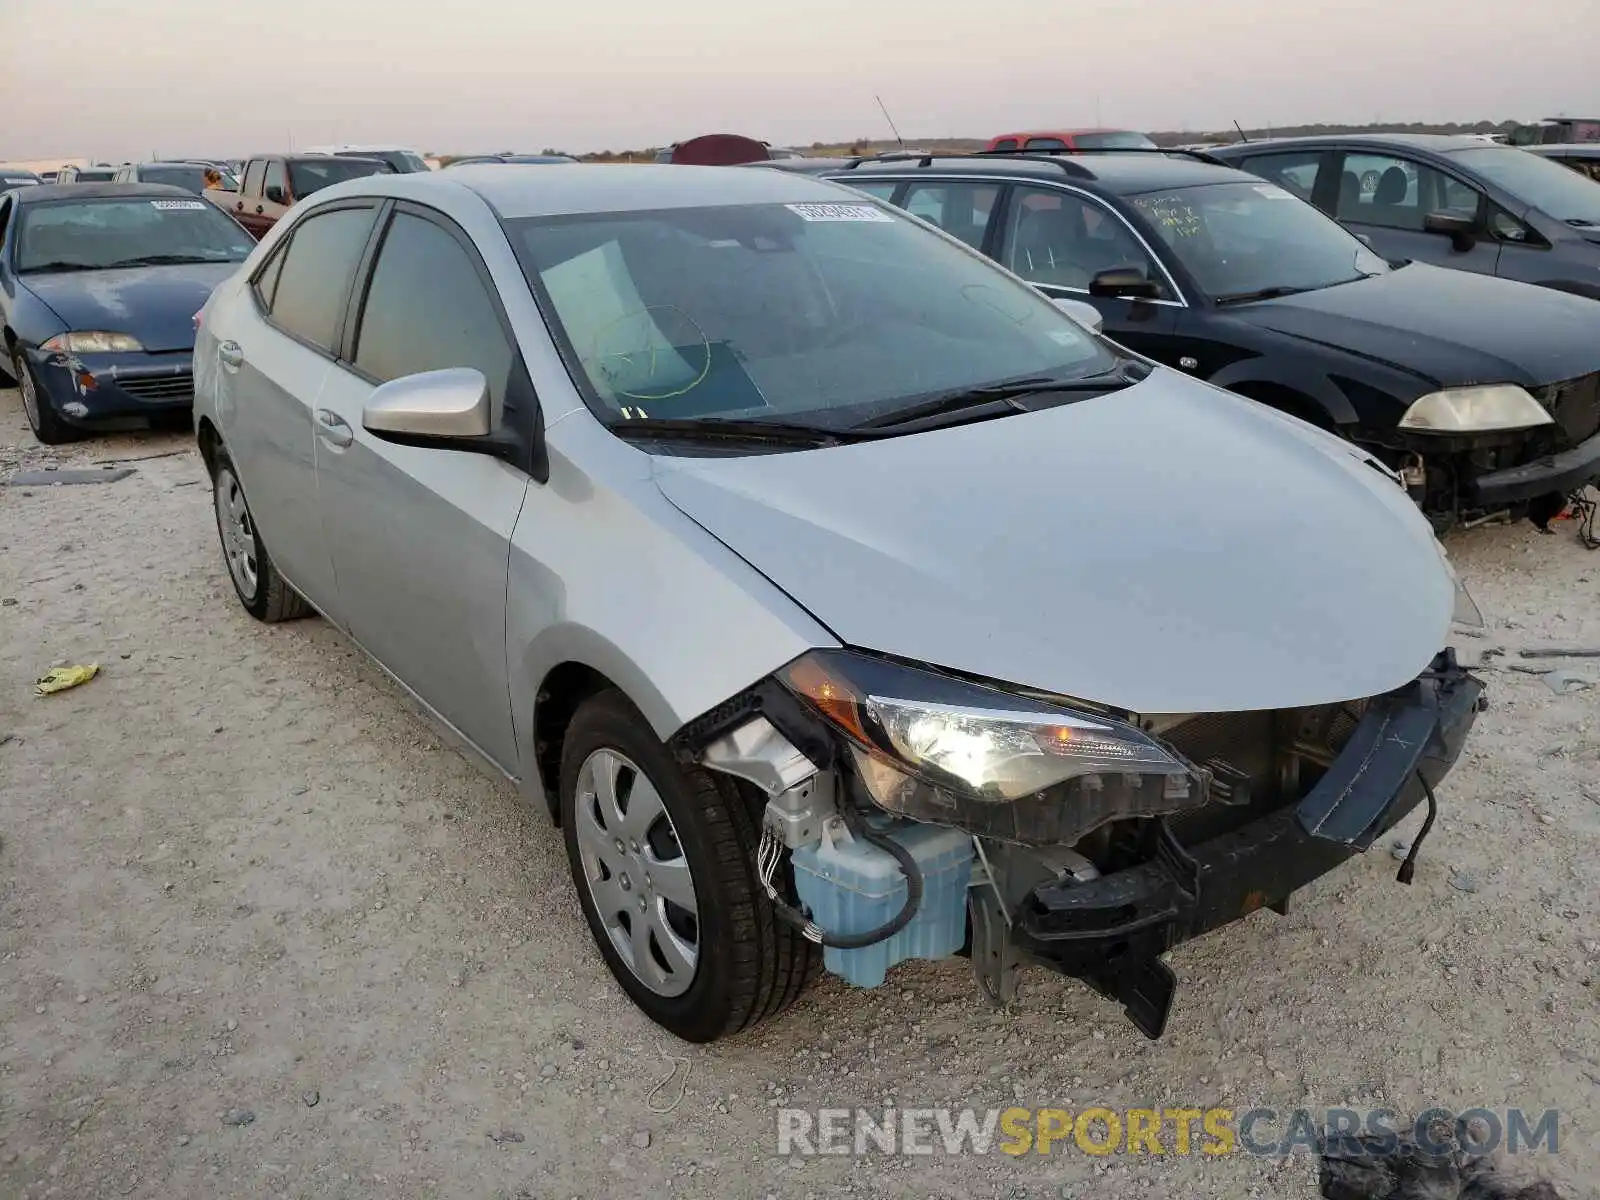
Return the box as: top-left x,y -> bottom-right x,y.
676,646 -> 1485,1040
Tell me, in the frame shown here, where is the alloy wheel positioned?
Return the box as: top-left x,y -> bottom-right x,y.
573,747 -> 700,997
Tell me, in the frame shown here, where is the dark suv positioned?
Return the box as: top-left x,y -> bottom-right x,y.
803,150 -> 1600,528
1209,134 -> 1600,300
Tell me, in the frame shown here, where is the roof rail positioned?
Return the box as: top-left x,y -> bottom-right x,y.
1013,145 -> 1233,168
841,150 -> 1097,179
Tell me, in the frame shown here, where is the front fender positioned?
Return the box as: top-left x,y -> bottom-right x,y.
1207,358 -> 1361,427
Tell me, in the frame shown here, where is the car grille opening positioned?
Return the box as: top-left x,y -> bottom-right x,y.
1544,372 -> 1600,446
117,371 -> 194,402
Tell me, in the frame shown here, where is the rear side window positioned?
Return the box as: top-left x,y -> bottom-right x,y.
1023,137 -> 1069,151
991,138 -> 1019,152
898,182 -> 998,248
352,211 -> 514,409
262,206 -> 375,351
1238,150 -> 1326,203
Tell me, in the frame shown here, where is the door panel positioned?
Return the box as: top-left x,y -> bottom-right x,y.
312,206 -> 530,770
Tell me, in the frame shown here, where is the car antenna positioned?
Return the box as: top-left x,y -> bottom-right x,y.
875,93 -> 908,152
1233,120 -> 1250,144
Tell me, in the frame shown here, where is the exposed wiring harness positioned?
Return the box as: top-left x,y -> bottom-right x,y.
758,797 -> 925,950
1567,490 -> 1599,551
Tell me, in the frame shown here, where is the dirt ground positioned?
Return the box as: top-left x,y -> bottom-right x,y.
1,383 -> 1597,1200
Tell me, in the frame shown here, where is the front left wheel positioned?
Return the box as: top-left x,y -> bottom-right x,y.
14,349 -> 81,445
559,689 -> 816,1042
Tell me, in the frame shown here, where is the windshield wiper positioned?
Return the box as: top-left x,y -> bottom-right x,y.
853,366 -> 1143,432
1213,284 -> 1322,306
16,260 -> 100,274
104,254 -> 236,267
607,416 -> 853,447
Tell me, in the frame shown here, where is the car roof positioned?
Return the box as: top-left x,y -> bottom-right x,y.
838,152 -> 1247,195
993,128 -> 1136,138
1529,143 -> 1600,157
314,162 -> 873,218
1212,132 -> 1497,155
10,181 -> 198,203
139,161 -> 212,169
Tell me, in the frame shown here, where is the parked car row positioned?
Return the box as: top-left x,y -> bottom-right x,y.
772,141 -> 1600,530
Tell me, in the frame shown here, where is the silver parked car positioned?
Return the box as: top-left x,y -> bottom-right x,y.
193,164 -> 1484,1042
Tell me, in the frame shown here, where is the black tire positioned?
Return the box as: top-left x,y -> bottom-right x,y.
560,689 -> 816,1042
14,349 -> 82,445
209,447 -> 312,623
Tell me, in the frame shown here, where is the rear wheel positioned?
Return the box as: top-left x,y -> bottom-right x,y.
559,689 -> 816,1042
14,349 -> 81,445
210,449 -> 311,623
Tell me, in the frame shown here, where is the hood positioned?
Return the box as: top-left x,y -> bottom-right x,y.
22,262 -> 238,354
654,371 -> 1455,715
1229,263 -> 1600,387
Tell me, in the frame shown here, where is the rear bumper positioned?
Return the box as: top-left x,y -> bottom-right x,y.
1011,649 -> 1484,1037
28,347 -> 194,425
1468,428 -> 1600,505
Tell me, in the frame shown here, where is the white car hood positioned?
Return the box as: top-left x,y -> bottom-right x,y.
653,372 -> 1455,715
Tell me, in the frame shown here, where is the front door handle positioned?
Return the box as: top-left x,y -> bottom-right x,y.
315,408 -> 354,448
217,340 -> 244,370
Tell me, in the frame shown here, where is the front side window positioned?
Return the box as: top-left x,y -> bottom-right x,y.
1335,153 -> 1478,231
353,211 -> 514,410
898,182 -> 998,248
1447,145 -> 1600,225
140,165 -> 209,194
288,158 -> 395,198
1000,185 -> 1166,294
1128,180 -> 1388,302
1239,150 -> 1325,202
14,197 -> 256,273
510,200 -> 1115,427
263,206 -> 375,350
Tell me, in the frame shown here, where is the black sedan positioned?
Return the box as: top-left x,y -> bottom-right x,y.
815,151 -> 1600,529
0,182 -> 256,443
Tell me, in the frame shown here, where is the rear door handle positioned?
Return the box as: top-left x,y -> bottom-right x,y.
218,340 -> 244,370
315,408 -> 354,448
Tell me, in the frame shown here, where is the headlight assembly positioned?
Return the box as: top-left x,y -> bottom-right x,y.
1398,385 -> 1553,433
41,331 -> 144,354
776,650 -> 1204,845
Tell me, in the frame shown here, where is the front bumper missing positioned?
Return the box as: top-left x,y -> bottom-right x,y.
1468,427 -> 1600,506
1009,650 -> 1485,1039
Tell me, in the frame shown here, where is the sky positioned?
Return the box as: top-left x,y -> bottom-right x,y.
4,0 -> 1596,162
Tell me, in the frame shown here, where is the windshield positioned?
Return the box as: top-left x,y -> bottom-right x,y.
288,158 -> 394,196
15,197 -> 256,272
510,200 -> 1116,429
1128,180 -> 1387,301
1448,146 -> 1600,225
2,175 -> 40,187
76,169 -> 117,182
1076,131 -> 1158,150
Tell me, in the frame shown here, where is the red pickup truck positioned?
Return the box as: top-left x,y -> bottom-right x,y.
986,129 -> 1156,153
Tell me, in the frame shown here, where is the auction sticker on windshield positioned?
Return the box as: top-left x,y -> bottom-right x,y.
786,203 -> 894,222
150,200 -> 208,210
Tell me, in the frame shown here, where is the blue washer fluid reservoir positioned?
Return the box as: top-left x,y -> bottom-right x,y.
790,817 -> 975,988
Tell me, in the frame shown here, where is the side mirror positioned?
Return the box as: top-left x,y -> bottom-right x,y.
264,185 -> 287,205
365,367 -> 492,441
1424,211 -> 1477,251
1050,297 -> 1105,334
1088,267 -> 1162,300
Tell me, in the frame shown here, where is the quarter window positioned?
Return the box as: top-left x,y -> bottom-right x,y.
1000,186 -> 1167,296
263,206 -> 375,351
1335,153 -> 1480,231
353,211 -> 515,410
898,182 -> 998,249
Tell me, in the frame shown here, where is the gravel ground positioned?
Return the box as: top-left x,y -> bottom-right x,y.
1,384 -> 1597,1200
